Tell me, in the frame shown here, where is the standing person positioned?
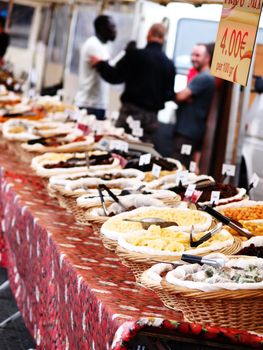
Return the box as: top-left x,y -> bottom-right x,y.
0,16 -> 9,66
174,43 -> 215,169
75,15 -> 116,120
90,23 -> 175,144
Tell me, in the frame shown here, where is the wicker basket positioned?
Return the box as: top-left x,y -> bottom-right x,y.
141,265 -> 263,333
116,237 -> 243,283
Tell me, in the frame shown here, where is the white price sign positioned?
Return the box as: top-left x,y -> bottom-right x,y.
222,164 -> 236,177
127,115 -> 134,126
210,191 -> 220,205
189,161 -> 197,173
250,173 -> 259,188
181,144 -> 192,155
152,164 -> 162,178
109,140 -> 129,153
93,121 -> 104,134
132,127 -> 144,138
185,184 -> 196,197
176,171 -> 189,186
131,120 -> 141,129
139,153 -> 151,166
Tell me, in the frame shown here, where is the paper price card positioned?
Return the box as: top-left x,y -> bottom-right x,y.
132,127 -> 144,138
175,171 -> 189,186
210,191 -> 221,205
189,161 -> 197,173
139,153 -> 151,166
126,115 -> 134,126
185,184 -> 196,198
250,173 -> 259,188
211,0 -> 263,86
109,140 -> 129,153
222,163 -> 236,176
181,144 -> 192,155
152,163 -> 162,178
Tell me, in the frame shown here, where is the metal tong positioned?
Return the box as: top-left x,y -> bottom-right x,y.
190,223 -> 223,247
123,217 -> 178,229
98,184 -> 127,216
198,204 -> 253,238
152,253 -> 225,268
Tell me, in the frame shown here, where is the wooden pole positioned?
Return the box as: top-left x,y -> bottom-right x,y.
5,0 -> 14,31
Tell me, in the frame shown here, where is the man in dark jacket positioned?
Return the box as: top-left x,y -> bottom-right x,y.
90,23 -> 175,143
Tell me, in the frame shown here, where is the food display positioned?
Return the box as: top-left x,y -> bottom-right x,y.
101,207 -> 212,241
31,151 -> 121,177
118,226 -> 234,256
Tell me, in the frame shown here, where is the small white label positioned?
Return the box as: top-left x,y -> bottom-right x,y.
189,161 -> 197,173
175,171 -> 189,186
152,164 -> 162,178
222,164 -> 236,177
132,127 -> 144,138
96,138 -> 110,151
181,144 -> 192,155
185,184 -> 196,197
250,173 -> 259,188
111,111 -> 119,121
131,120 -> 141,129
126,115 -> 134,126
210,191 -> 220,205
139,153 -> 151,166
93,121 -> 104,134
109,140 -> 129,153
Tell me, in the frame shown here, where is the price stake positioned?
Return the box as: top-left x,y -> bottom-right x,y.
189,161 -> 197,173
109,140 -> 129,153
181,144 -> 192,155
110,111 -> 119,121
139,153 -> 151,166
191,190 -> 203,204
222,164 -> 236,177
175,171 -> 189,186
210,191 -> 220,205
131,120 -> 141,129
152,164 -> 162,178
248,173 -> 259,193
93,121 -> 104,134
184,184 -> 196,198
132,127 -> 144,138
126,115 -> 134,126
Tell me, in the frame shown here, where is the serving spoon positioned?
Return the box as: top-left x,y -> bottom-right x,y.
123,217 -> 178,229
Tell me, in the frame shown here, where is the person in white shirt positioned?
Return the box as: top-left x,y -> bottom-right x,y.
75,15 -> 116,120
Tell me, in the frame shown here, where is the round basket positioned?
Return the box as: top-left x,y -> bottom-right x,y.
100,232 -> 118,251
140,256 -> 263,333
159,279 -> 263,333
116,237 -> 242,283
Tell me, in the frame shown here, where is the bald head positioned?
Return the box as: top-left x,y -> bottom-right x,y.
147,23 -> 166,44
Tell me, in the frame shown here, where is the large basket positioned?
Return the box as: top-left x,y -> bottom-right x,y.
140,256 -> 263,333
116,237 -> 243,283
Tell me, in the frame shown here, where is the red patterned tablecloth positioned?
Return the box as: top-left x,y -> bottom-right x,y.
0,149 -> 262,349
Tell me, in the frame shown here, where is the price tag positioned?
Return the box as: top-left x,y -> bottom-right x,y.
127,115 -> 134,126
111,111 -> 119,121
132,127 -> 144,138
181,144 -> 192,155
191,190 -> 203,204
109,140 -> 129,153
96,138 -> 110,151
250,173 -> 259,188
184,184 -> 196,198
210,191 -> 220,205
131,120 -> 141,129
175,171 -> 189,186
222,164 -> 236,177
93,121 -> 104,134
139,153 -> 151,166
211,0 -> 262,86
152,164 -> 162,178
189,161 -> 197,173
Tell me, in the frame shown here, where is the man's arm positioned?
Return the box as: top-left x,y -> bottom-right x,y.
90,55 -> 127,84
175,86 -> 193,103
165,64 -> 176,101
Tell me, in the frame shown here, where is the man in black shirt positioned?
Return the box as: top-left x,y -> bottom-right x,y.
90,23 -> 175,144
0,16 -> 9,65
